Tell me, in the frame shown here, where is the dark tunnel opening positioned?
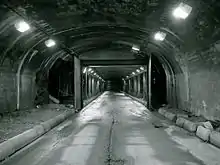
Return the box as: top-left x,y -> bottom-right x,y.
106,79 -> 123,92
151,56 -> 167,109
48,58 -> 74,104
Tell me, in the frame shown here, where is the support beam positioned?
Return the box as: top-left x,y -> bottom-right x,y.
91,77 -> 95,96
143,71 -> 148,101
85,72 -> 88,100
122,80 -> 124,91
74,57 -> 82,110
17,50 -> 38,110
82,60 -> 147,66
134,76 -> 138,96
128,79 -> 131,94
148,54 -> 152,109
88,75 -> 91,97
137,75 -> 141,98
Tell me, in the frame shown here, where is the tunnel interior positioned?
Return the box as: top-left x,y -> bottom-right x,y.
0,0 -> 219,122
1,1 -> 220,164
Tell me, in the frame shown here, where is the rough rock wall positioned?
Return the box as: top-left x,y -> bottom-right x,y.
0,68 -> 16,113
20,72 -> 37,109
174,41 -> 220,121
0,59 -> 37,114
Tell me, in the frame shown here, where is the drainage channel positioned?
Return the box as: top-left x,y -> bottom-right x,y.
105,112 -> 126,165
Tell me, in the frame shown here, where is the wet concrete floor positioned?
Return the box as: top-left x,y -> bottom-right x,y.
1,92 -> 215,165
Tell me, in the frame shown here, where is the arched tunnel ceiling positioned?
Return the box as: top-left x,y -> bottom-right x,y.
0,0 -> 220,79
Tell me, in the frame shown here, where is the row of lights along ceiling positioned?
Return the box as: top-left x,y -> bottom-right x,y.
83,67 -> 105,82
126,2 -> 192,79
14,2 -> 192,48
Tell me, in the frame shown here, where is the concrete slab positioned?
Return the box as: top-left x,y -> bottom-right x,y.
196,126 -> 211,141
176,118 -> 186,127
210,131 -> 220,148
165,112 -> 177,122
183,120 -> 197,133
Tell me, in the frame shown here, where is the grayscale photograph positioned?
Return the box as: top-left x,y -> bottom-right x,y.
0,0 -> 220,165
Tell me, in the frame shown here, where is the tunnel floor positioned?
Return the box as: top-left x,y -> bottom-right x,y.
2,92 -> 220,165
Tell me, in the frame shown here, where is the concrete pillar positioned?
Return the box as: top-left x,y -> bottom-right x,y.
95,78 -> 98,94
148,54 -> 152,109
89,76 -> 92,96
131,78 -> 133,94
85,72 -> 88,100
93,78 -> 95,95
91,77 -> 95,96
133,77 -> 138,96
98,80 -> 101,93
123,80 -> 126,92
88,76 -> 92,97
128,79 -> 130,94
102,81 -> 105,91
74,57 -> 82,110
143,71 -> 148,101
137,75 -> 141,98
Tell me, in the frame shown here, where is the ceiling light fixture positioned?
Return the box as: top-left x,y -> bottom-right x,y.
88,68 -> 92,72
154,31 -> 166,41
83,68 -> 87,73
15,20 -> 30,32
140,66 -> 144,70
132,72 -> 135,75
136,69 -> 140,73
132,45 -> 140,51
45,39 -> 56,47
91,70 -> 94,73
173,3 -> 192,20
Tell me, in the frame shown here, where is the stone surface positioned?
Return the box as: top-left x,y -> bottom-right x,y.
196,126 -> 211,141
158,108 -> 167,116
176,118 -> 186,128
183,120 -> 197,132
165,112 -> 177,122
210,131 -> 220,148
201,121 -> 214,130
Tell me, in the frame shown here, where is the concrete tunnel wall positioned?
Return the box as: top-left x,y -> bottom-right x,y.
177,43 -> 220,121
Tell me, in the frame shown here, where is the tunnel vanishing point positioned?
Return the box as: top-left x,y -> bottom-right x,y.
0,1 -> 220,125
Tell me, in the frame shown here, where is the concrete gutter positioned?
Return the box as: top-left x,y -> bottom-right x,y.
0,110 -> 74,162
123,93 -> 148,107
83,92 -> 103,107
158,107 -> 220,149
